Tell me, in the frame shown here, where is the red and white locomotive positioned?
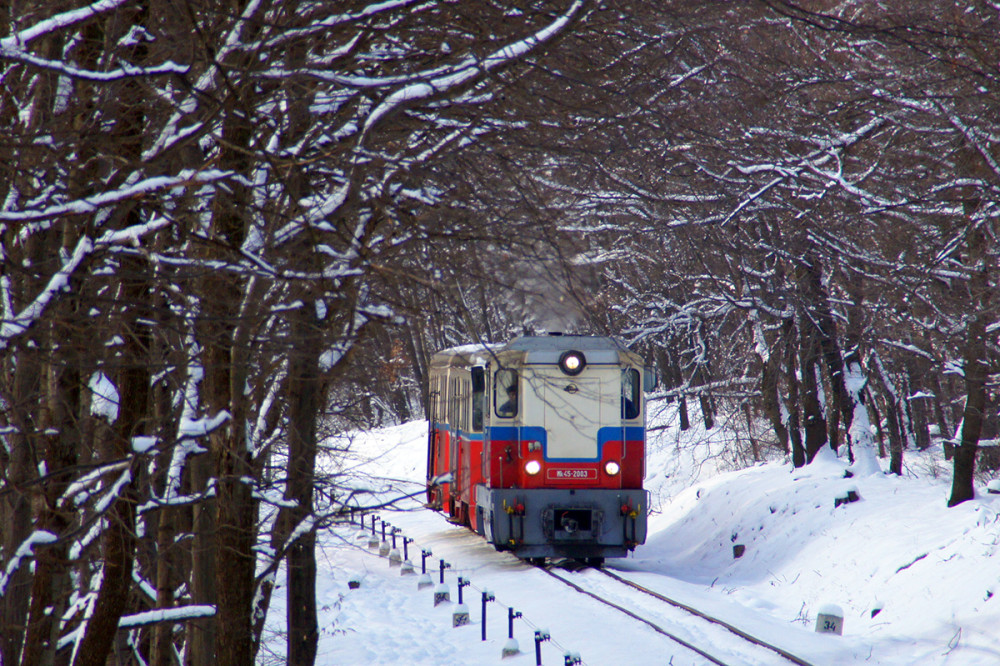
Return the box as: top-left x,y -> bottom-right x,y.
426,334 -> 654,564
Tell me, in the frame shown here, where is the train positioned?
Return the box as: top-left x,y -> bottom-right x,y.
426,334 -> 655,565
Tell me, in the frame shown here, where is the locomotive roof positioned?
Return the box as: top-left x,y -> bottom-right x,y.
429,343 -> 500,367
505,334 -> 638,366
431,335 -> 640,368
504,334 -> 629,352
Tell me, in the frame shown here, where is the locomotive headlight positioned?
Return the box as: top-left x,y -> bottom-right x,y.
525,460 -> 542,476
604,461 -> 621,476
558,350 -> 586,376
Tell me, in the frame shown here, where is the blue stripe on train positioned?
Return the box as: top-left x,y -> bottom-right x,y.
486,425 -> 643,462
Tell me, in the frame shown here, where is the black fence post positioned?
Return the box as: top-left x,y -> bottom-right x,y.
534,629 -> 550,665
481,590 -> 495,641
508,608 -> 522,639
422,549 -> 432,574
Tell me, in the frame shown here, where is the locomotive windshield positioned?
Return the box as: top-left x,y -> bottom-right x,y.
523,368 -> 618,459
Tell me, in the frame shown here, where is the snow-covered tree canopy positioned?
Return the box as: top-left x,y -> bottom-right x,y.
0,1 -> 590,664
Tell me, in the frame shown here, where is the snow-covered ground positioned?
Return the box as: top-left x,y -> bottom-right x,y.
262,406 -> 1000,665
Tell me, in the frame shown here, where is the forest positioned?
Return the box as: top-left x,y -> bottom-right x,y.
1,1 -> 998,664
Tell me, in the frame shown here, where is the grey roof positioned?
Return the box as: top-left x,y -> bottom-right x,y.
504,335 -> 631,365
504,334 -> 629,352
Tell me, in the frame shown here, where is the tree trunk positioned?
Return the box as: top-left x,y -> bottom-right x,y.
783,321 -> 806,468
284,302 -> 322,665
23,297 -> 84,666
757,319 -> 790,454
798,318 -> 828,462
799,254 -> 850,454
949,226 -> 991,506
900,349 -> 931,451
0,332 -> 41,666
72,4 -> 151,658
73,254 -> 150,666
948,342 -> 985,506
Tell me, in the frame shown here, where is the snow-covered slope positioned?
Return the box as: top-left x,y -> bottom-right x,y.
263,413 -> 1000,665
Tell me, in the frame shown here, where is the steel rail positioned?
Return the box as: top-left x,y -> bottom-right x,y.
535,563 -> 812,666
536,565 -> 733,665
597,567 -> 812,666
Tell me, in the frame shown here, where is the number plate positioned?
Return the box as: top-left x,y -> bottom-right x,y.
547,468 -> 597,481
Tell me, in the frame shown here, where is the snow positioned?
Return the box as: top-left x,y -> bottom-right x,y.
178,410 -> 230,437
88,371 -> 120,422
261,410 -> 1000,665
131,436 -> 157,454
0,530 -> 58,596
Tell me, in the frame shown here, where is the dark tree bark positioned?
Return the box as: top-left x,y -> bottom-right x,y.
783,321 -> 806,468
285,302 -> 322,665
73,253 -> 150,666
949,328 -> 986,507
759,344 -> 790,455
949,227 -> 991,507
797,317 -> 828,462
0,323 -> 41,666
22,288 -> 84,666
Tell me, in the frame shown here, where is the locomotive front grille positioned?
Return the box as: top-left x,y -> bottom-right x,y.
542,507 -> 602,540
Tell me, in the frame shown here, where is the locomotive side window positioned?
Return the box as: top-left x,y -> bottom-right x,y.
622,368 -> 640,420
495,368 -> 518,418
471,367 -> 485,432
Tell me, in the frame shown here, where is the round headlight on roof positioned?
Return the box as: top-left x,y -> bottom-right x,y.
558,350 -> 586,376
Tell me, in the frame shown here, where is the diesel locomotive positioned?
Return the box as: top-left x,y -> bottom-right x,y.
426,334 -> 655,564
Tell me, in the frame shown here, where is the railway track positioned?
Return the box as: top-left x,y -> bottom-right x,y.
536,562 -> 812,666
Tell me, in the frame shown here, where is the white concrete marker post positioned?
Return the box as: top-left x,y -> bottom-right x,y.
502,608 -> 522,659
816,603 -> 844,635
453,577 -> 471,626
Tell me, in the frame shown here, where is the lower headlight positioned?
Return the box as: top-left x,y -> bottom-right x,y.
525,460 -> 542,475
604,461 -> 621,476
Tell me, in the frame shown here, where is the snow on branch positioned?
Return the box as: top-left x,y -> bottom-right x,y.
1,0 -> 128,49
361,0 -> 586,135
2,169 -> 230,224
0,0 -> 188,81
0,47 -> 188,82
118,605 -> 216,627
261,0 -> 424,49
0,530 -> 58,596
0,235 -> 92,349
60,461 -> 130,509
58,605 -> 217,652
1,173 -> 228,350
